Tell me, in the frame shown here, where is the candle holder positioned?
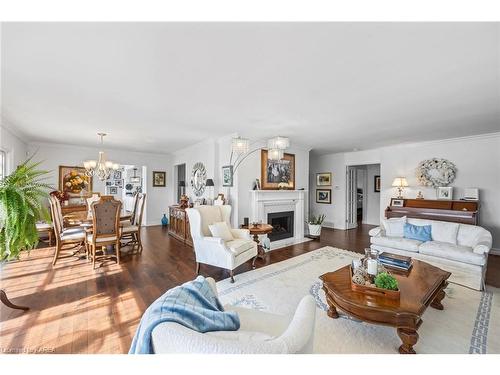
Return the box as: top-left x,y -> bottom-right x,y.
363,248 -> 380,276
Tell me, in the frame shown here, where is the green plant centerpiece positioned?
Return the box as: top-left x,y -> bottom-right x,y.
307,214 -> 326,225
374,272 -> 399,291
0,158 -> 52,261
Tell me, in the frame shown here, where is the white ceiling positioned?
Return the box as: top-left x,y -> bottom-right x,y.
1,22 -> 499,155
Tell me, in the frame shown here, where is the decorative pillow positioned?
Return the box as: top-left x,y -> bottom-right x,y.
208,221 -> 234,242
431,221 -> 459,245
382,216 -> 407,238
404,223 -> 432,242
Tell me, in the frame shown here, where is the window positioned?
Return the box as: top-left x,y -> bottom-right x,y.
0,149 -> 5,181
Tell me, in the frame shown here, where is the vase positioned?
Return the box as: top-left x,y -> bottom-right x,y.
161,214 -> 168,226
308,224 -> 322,237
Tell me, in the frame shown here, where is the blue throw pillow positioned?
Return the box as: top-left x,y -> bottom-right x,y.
404,223 -> 432,242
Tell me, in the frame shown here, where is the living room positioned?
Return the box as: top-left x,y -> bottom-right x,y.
1,1 -> 499,372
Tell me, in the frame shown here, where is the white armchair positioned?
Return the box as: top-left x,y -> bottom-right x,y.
186,205 -> 258,282
151,277 -> 317,353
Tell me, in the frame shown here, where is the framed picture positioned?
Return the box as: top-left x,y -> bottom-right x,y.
253,178 -> 261,190
153,171 -> 166,187
222,165 -> 233,187
316,189 -> 331,204
261,150 -> 295,190
114,179 -> 123,188
374,175 -> 381,192
107,186 -> 118,195
390,198 -> 404,207
59,165 -> 93,198
316,172 -> 332,186
113,170 -> 122,180
437,186 -> 453,200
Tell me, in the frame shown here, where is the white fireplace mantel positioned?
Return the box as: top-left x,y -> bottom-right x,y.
249,190 -> 307,249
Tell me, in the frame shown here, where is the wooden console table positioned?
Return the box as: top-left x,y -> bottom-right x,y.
168,205 -> 193,247
385,198 -> 479,225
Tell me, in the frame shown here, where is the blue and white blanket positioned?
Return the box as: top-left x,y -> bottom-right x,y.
129,276 -> 240,354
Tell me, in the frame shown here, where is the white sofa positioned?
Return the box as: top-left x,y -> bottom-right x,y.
370,217 -> 492,290
151,277 -> 317,353
186,205 -> 258,283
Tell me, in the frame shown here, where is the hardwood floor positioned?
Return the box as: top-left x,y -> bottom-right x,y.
0,224 -> 498,354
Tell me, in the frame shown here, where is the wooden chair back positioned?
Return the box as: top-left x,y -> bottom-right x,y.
86,192 -> 101,217
133,193 -> 146,226
90,196 -> 122,245
48,195 -> 64,235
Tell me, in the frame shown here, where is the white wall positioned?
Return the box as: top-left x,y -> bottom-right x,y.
0,125 -> 28,173
27,142 -> 174,226
173,135 -> 310,228
309,133 -> 500,249
365,164 -> 381,225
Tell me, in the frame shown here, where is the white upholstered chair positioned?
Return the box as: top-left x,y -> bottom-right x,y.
151,277 -> 317,354
186,205 -> 258,283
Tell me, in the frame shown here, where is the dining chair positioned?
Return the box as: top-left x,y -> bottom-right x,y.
48,195 -> 86,265
86,195 -> 122,269
86,192 -> 101,217
121,193 -> 146,253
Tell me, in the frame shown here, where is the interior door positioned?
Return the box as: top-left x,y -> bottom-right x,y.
346,166 -> 358,229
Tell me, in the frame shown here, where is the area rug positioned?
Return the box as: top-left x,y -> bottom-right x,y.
216,246 -> 500,354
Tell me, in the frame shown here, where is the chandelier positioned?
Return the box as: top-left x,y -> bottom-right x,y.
84,133 -> 119,181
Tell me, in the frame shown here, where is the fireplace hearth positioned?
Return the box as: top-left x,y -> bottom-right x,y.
267,211 -> 294,242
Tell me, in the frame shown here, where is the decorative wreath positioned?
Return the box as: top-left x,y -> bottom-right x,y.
416,158 -> 456,188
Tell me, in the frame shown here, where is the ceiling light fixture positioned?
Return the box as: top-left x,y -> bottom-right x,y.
267,136 -> 290,150
84,133 -> 119,181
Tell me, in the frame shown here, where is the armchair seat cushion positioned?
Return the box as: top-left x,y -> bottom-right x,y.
226,239 -> 255,256
371,235 -> 422,252
60,229 -> 85,241
86,234 -> 119,243
122,225 -> 139,234
419,241 -> 486,266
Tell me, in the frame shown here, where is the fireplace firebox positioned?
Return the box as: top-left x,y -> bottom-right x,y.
267,211 -> 294,242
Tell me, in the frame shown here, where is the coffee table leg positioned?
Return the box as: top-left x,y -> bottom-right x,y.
431,289 -> 446,310
397,328 -> 418,354
327,305 -> 339,319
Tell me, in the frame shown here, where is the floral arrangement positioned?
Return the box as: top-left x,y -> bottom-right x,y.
63,170 -> 89,194
50,190 -> 69,202
416,158 -> 456,188
374,272 -> 399,291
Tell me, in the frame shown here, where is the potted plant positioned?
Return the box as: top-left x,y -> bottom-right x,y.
0,158 -> 52,309
307,214 -> 326,237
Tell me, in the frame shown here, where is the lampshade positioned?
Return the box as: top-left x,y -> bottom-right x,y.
268,148 -> 284,161
267,136 -> 290,150
392,177 -> 409,187
206,178 -> 214,187
231,137 -> 250,154
179,181 -> 186,187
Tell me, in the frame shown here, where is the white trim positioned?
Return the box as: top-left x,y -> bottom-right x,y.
490,248 -> 500,256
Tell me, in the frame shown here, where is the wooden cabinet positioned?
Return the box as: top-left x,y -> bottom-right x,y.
168,205 -> 193,247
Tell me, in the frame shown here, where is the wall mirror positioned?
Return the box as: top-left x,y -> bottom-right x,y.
191,162 -> 207,197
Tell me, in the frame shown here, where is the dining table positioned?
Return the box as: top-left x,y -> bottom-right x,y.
63,210 -> 132,228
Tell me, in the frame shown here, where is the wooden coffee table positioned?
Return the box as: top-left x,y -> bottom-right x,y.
320,260 -> 451,354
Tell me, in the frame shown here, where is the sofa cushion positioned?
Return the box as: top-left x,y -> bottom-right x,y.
381,216 -> 407,238
371,235 -> 422,252
209,221 -> 234,242
404,223 -> 432,242
226,239 -> 254,255
419,241 -> 486,266
430,221 -> 459,245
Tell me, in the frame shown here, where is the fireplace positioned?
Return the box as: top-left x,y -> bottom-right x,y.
267,211 -> 294,242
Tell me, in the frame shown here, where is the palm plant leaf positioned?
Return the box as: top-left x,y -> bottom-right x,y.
0,157 -> 52,260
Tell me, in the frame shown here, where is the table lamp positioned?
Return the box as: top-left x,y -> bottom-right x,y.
392,177 -> 408,199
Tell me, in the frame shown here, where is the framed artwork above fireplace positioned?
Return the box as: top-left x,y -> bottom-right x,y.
260,149 -> 295,190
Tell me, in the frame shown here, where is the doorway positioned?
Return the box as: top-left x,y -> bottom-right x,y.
345,163 -> 381,229
174,163 -> 186,203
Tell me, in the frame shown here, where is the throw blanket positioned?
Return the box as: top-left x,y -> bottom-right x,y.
129,276 -> 240,354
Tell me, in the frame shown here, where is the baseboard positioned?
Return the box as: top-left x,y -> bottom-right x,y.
490,248 -> 500,256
